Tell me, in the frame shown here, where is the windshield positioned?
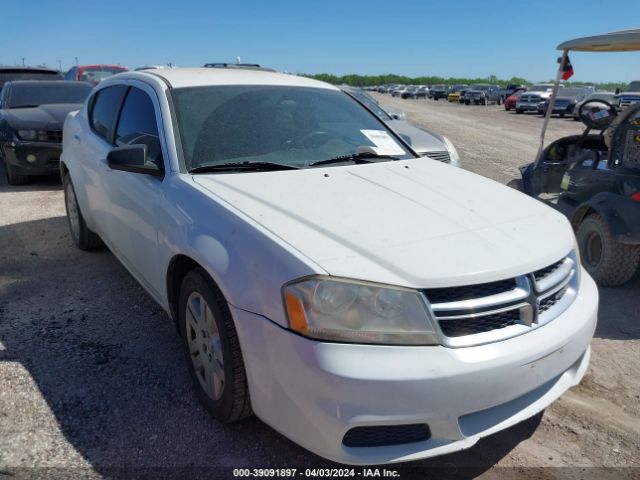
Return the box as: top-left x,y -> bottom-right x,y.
7,83 -> 92,108
624,81 -> 640,92
557,88 -> 588,96
172,85 -> 413,171
469,85 -> 491,91
79,66 -> 127,84
529,85 -> 554,92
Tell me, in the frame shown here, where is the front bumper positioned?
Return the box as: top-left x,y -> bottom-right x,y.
516,101 -> 541,112
2,140 -> 62,175
232,271 -> 598,465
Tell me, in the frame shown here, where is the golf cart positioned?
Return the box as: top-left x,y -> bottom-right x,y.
517,29 -> 640,286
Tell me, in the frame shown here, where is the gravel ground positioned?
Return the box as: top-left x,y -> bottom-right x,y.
0,97 -> 639,480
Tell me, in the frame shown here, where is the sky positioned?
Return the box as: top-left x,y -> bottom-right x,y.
2,0 -> 639,84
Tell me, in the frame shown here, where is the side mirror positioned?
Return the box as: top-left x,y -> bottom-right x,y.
107,145 -> 163,177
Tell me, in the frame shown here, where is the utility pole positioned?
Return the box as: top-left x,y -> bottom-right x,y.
74,57 -> 79,66
21,57 -> 25,66
58,60 -> 62,71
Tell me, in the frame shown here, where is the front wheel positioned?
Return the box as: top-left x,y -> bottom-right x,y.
63,174 -> 102,250
179,268 -> 253,422
576,214 -> 640,286
5,162 -> 29,185
516,108 -> 523,114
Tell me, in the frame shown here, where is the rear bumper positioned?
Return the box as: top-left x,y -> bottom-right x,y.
231,272 -> 598,465
2,140 -> 61,175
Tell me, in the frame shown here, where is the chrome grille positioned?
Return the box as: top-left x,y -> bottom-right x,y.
422,151 -> 451,163
46,130 -> 63,143
619,96 -> 640,108
424,254 -> 578,347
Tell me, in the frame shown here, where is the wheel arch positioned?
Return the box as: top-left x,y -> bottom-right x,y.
166,254 -> 205,331
571,192 -> 640,244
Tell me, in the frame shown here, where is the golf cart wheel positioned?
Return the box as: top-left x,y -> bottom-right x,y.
506,178 -> 523,191
576,214 -> 640,286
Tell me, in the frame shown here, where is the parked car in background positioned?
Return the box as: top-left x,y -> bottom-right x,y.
447,85 -> 468,103
400,86 -> 419,99
64,64 -> 128,85
61,66 -> 596,465
430,85 -> 449,100
540,87 -> 593,117
616,80 -> 640,108
501,84 -> 527,101
392,86 -> 409,97
504,89 -> 527,111
572,91 -> 615,120
0,67 -> 62,94
412,86 -> 430,99
341,85 -> 462,167
0,80 -> 92,184
463,84 -> 501,105
515,84 -> 563,113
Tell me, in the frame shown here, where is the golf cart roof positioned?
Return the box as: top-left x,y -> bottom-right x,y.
557,29 -> 640,52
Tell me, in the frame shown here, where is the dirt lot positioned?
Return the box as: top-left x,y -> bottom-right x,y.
0,97 -> 639,480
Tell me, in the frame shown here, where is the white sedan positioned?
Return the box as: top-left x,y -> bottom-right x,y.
61,67 -> 597,465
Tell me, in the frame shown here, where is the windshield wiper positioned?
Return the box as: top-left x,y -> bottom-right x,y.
10,104 -> 40,109
189,161 -> 300,174
309,152 -> 400,167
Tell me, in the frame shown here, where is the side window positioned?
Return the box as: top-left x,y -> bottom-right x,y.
89,85 -> 126,141
114,87 -> 163,165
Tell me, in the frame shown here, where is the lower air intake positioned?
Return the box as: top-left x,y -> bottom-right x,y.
342,424 -> 431,448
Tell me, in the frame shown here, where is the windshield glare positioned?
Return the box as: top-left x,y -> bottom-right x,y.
8,83 -> 92,108
172,85 -> 412,171
529,85 -> 554,92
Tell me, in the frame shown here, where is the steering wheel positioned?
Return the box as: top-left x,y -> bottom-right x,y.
578,99 -> 617,130
298,131 -> 331,148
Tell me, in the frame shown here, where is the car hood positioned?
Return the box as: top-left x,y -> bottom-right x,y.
385,119 -> 445,154
193,160 -> 574,288
1,104 -> 82,130
618,91 -> 640,96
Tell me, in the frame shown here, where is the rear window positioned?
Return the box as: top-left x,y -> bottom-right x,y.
0,70 -> 62,88
79,66 -> 127,84
7,83 -> 92,108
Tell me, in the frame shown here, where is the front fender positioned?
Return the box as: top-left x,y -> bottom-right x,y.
571,192 -> 640,244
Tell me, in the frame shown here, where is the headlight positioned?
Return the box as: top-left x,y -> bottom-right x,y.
442,136 -> 461,164
16,129 -> 47,141
570,241 -> 582,287
283,277 -> 438,345
17,129 -> 37,141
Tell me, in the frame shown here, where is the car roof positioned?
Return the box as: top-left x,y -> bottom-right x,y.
76,64 -> 128,69
557,29 -> 640,52
129,67 -> 339,90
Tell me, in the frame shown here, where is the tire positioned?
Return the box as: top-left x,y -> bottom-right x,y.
506,178 -> 523,191
63,174 -> 102,250
576,214 -> 640,287
464,100 -> 470,105
516,108 -> 523,114
5,162 -> 29,185
179,268 -> 252,423
496,97 -> 501,106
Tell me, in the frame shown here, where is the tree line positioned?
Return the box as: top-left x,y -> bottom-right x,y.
302,73 -> 627,92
